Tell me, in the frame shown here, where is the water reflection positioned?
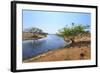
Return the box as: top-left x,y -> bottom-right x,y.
23,34 -> 68,60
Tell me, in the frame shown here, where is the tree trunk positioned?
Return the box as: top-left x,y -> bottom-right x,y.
70,38 -> 75,43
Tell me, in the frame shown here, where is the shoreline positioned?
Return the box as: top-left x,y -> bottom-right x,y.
23,43 -> 90,63
23,34 -> 91,63
23,44 -> 90,63
22,32 -> 47,40
23,39 -> 71,61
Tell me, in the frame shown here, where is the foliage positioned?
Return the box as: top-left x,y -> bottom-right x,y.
29,27 -> 43,33
58,23 -> 90,42
28,27 -> 48,37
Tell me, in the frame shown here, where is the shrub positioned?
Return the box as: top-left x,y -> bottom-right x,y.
58,23 -> 89,43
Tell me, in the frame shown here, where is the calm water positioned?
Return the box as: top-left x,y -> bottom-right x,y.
23,34 -> 68,60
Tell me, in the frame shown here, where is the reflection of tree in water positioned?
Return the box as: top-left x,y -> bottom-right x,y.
32,39 -> 46,47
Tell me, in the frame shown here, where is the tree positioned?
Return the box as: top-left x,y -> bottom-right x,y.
58,23 -> 88,43
29,27 -> 43,33
28,27 -> 44,39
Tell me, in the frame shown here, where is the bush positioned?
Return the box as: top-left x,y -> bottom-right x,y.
58,23 -> 88,43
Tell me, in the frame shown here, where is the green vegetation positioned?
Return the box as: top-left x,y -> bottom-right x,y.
57,23 -> 90,43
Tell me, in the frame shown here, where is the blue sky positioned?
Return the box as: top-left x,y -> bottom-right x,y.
23,10 -> 91,34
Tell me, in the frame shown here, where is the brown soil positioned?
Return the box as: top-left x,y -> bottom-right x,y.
23,34 -> 91,63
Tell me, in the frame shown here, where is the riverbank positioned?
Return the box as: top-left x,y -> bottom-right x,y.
22,32 -> 47,40
23,33 -> 91,63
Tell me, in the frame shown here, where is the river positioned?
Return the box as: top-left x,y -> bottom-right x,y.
22,34 -> 68,60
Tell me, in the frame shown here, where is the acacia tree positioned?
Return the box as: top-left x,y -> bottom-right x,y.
58,23 -> 87,43
29,27 -> 48,40
29,27 -> 43,39
29,27 -> 43,33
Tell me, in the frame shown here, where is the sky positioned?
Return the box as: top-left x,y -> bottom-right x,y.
23,10 -> 91,34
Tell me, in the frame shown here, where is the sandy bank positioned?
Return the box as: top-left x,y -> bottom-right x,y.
23,33 -> 91,63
